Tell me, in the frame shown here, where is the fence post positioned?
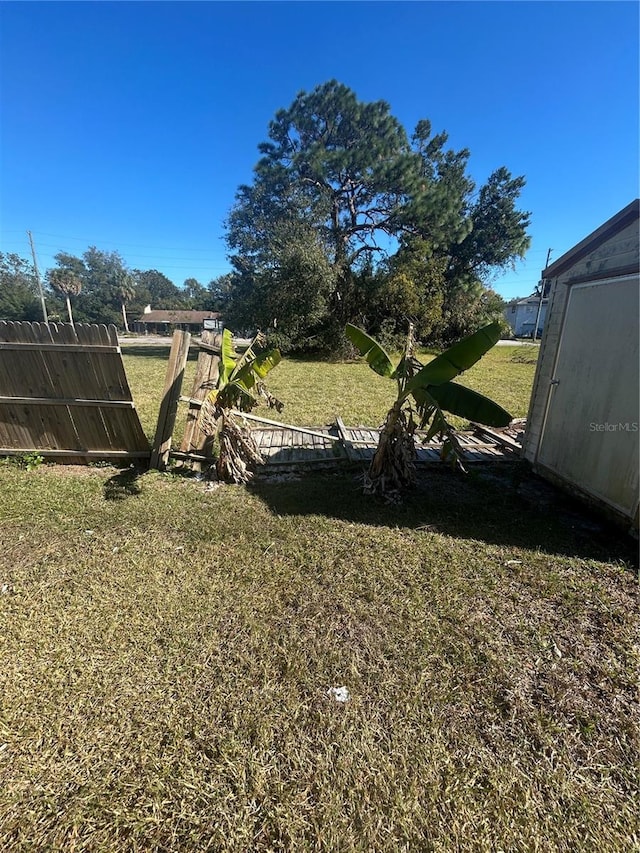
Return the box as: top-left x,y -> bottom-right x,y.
150,330 -> 191,470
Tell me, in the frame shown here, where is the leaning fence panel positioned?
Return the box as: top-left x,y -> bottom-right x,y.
0,321 -> 150,462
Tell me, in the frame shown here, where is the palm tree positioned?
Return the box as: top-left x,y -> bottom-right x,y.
346,321 -> 512,498
113,271 -> 136,333
48,269 -> 82,327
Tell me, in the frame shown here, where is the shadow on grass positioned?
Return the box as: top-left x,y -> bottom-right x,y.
103,466 -> 144,501
248,463 -> 638,566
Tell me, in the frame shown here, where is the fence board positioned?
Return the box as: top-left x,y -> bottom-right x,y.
0,343 -> 120,353
0,321 -> 150,463
0,397 -> 136,408
179,330 -> 220,464
150,330 -> 191,470
25,322 -> 86,462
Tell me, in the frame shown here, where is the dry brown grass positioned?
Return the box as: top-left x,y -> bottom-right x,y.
0,342 -> 637,851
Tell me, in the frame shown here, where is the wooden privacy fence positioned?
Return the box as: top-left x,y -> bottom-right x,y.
0,321 -> 150,462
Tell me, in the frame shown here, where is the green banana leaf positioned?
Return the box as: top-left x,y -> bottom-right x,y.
345,324 -> 395,378
405,322 -> 502,395
219,328 -> 238,385
234,348 -> 282,390
413,381 -> 512,427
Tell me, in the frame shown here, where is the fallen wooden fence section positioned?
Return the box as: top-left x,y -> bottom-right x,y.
148,330 -> 523,473
0,321 -> 150,463
471,421 -> 525,454
251,418 -> 522,469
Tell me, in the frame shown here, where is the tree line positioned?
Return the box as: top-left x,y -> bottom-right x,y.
0,248 -> 231,328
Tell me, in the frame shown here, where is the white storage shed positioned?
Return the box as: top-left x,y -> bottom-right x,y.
523,200 -> 639,533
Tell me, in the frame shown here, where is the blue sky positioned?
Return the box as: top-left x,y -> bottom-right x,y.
1,1 -> 638,300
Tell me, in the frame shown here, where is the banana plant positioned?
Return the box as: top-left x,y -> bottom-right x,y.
345,321 -> 512,497
201,329 -> 283,483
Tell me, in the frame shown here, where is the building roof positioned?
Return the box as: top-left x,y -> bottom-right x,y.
543,199 -> 639,280
506,295 -> 549,307
136,310 -> 221,324
514,296 -> 549,306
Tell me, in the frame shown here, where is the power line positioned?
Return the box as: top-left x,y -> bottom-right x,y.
1,233 -> 232,271
26,243 -> 231,265
1,230 -> 226,253
1,228 -> 555,257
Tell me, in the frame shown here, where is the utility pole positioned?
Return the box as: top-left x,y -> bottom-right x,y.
533,247 -> 552,341
27,230 -> 49,325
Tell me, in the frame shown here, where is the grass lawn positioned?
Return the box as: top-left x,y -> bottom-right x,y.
121,342 -> 540,440
0,342 -> 637,852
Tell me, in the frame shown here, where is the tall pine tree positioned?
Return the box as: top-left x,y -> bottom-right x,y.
226,80 -> 530,351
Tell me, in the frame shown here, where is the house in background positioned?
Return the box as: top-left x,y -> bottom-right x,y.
523,199 -> 639,533
133,307 -> 223,335
504,295 -> 548,337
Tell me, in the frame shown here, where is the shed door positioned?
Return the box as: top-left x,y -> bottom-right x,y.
538,276 -> 639,515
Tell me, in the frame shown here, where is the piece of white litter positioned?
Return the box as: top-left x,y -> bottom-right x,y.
327,686 -> 350,703
504,560 -> 522,566
551,639 -> 563,659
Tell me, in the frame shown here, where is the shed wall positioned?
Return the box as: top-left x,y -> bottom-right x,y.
524,219 -> 640,462
537,277 -> 638,514
523,215 -> 639,527
555,218 -> 638,282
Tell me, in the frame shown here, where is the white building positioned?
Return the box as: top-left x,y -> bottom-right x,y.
504,295 -> 548,337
